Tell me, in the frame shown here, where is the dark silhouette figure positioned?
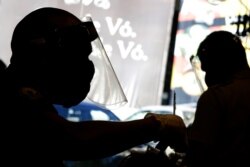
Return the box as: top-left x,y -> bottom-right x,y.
188,31 -> 250,167
0,59 -> 6,73
0,7 -> 187,166
0,59 -> 6,70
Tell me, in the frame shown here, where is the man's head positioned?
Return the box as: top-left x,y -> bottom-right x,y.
196,30 -> 248,87
9,7 -> 95,107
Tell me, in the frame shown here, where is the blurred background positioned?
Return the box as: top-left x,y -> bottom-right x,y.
0,0 -> 249,166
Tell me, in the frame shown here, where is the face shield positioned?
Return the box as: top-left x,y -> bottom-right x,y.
82,17 -> 127,108
190,55 -> 207,93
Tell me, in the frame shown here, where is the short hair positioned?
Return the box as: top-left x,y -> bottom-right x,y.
197,30 -> 248,72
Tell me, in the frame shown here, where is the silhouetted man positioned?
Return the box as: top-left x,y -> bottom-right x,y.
0,7 -> 186,166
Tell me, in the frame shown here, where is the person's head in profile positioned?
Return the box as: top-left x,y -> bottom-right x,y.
8,7 -> 95,107
196,30 -> 249,87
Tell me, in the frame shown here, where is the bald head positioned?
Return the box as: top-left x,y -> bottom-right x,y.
11,7 -> 81,53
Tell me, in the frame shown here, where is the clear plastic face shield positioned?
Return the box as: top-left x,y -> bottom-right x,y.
190,55 -> 207,93
82,17 -> 127,108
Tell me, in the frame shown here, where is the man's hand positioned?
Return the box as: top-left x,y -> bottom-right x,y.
145,113 -> 188,153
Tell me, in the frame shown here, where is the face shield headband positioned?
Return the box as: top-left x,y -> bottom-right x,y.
81,17 -> 127,108
190,55 -> 207,93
